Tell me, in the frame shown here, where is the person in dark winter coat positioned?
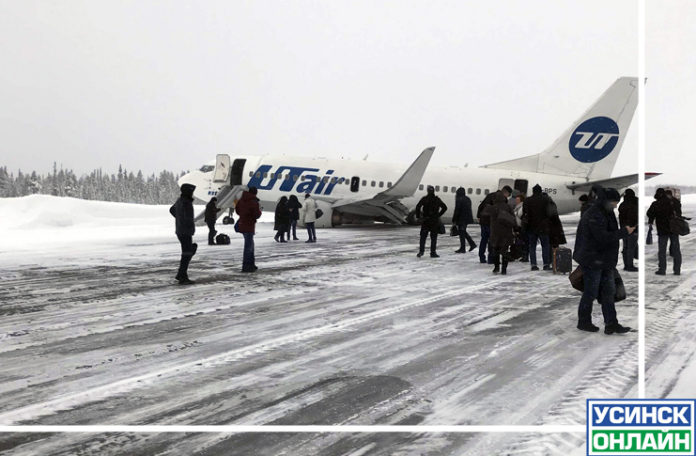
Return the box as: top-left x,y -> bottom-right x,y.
235,187 -> 262,272
579,194 -> 590,216
547,196 -> 567,273
286,194 -> 302,241
416,186 -> 448,258
573,186 -> 635,334
523,184 -> 552,271
476,191 -> 496,264
169,183 -> 197,285
647,188 -> 681,275
274,196 -> 290,242
205,197 -> 221,245
618,188 -> 639,271
483,191 -> 515,274
452,187 -> 476,253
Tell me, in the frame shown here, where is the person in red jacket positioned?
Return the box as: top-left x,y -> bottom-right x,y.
235,187 -> 262,272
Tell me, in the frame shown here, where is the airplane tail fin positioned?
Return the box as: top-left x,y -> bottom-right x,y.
483,77 -> 638,180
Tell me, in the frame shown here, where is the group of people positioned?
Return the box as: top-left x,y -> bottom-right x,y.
171,182 -> 686,338
272,194 -> 318,243
417,184 -> 568,276
414,183 -> 649,335
170,186 -> 321,282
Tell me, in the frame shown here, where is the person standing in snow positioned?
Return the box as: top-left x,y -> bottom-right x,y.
302,193 -> 318,243
169,183 -> 197,285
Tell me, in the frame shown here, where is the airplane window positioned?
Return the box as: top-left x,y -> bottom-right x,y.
301,176 -> 306,181
443,186 -> 448,193
323,176 -> 329,183
284,174 -> 290,180
255,172 -> 261,178
371,181 -> 376,187
388,182 -> 392,187
293,175 -> 299,181
435,186 -> 440,192
331,177 -> 337,184
476,188 -> 481,195
419,184 -> 424,190
199,165 -> 215,172
484,189 -> 490,194
264,173 -> 268,178
249,171 -> 253,177
468,188 -> 473,194
378,181 -> 383,188
451,187 -> 456,193
338,177 -> 343,183
362,180 -> 367,186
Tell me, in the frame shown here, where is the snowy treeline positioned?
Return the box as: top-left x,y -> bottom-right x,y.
0,163 -> 188,204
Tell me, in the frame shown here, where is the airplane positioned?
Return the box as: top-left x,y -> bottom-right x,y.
179,77 -> 657,228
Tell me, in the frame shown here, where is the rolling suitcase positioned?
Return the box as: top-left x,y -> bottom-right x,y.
554,246 -> 572,274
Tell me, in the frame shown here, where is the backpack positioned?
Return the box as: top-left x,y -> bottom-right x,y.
315,208 -> 324,219
215,233 -> 231,245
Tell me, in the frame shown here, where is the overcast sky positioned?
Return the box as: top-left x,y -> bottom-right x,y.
0,0 -> 645,179
646,0 -> 695,186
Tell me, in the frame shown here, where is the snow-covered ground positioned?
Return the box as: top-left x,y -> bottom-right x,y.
0,194 -> 688,455
643,193 -> 696,399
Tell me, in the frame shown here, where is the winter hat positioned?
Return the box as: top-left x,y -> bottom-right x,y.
249,186 -> 258,195
654,188 -> 665,199
427,185 -> 435,194
623,188 -> 635,198
605,188 -> 621,202
579,194 -> 589,202
532,184 -> 542,194
180,183 -> 196,198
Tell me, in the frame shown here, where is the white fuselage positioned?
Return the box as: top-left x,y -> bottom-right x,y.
183,154 -> 589,223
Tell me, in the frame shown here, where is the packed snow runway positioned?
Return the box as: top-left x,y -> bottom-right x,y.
0,195 -> 656,455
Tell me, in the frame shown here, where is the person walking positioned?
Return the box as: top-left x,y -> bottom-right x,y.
523,184 -> 552,271
235,186 -> 262,273
483,191 -> 515,274
286,194 -> 302,240
302,193 -> 318,243
169,183 -> 197,285
573,186 -> 635,334
476,191 -> 496,264
205,197 -> 221,245
647,188 -> 682,275
274,196 -> 290,243
416,185 -> 448,258
453,187 -> 477,253
618,188 -> 639,272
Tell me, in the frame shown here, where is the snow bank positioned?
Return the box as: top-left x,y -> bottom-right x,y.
0,195 -> 273,253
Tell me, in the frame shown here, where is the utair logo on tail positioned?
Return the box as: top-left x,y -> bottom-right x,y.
247,165 -> 341,195
569,116 -> 620,163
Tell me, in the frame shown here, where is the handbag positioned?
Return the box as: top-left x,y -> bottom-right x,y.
438,222 -> 446,235
315,208 -> 324,219
598,269 -> 626,304
646,224 -> 653,245
569,266 -> 584,292
450,225 -> 459,237
669,216 -> 690,236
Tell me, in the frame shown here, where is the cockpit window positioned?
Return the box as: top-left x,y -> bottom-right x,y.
199,165 -> 215,173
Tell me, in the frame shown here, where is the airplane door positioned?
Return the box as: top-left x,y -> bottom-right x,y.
213,154 -> 231,183
514,179 -> 528,195
350,176 -> 360,193
498,178 -> 514,191
231,159 -> 246,186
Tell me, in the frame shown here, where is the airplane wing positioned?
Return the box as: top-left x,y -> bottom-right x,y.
566,172 -> 660,192
326,147 -> 435,224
